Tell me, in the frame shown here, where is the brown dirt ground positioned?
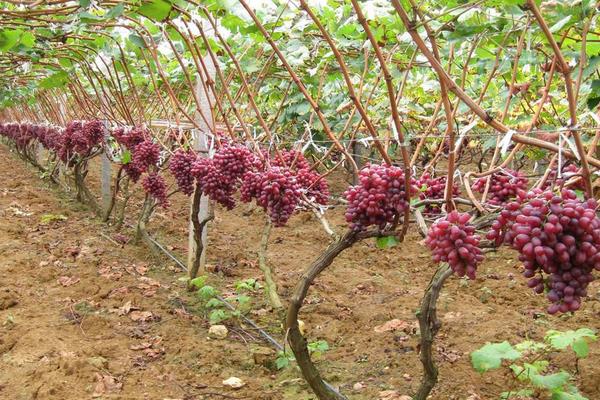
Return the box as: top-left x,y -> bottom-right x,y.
1,144 -> 600,400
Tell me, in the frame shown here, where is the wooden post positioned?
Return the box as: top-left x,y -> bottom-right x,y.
101,121 -> 112,212
188,56 -> 215,275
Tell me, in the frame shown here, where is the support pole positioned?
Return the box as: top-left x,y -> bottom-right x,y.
188,55 -> 215,276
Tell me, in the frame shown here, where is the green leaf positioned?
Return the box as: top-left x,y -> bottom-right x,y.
19,32 -> 35,48
121,149 -> 132,164
471,342 -> 521,372
79,0 -> 91,7
551,387 -> 590,400
39,70 -> 69,89
545,329 -> 597,357
105,3 -> 125,19
79,11 -> 104,23
209,309 -> 228,324
275,356 -> 290,370
137,0 -> 173,21
376,235 -> 400,249
530,371 -> 570,390
514,340 -> 547,353
205,298 -> 222,308
198,285 -> 217,300
549,16 -> 572,33
189,275 -> 206,289
0,29 -> 22,52
127,34 -> 146,48
571,339 -> 589,358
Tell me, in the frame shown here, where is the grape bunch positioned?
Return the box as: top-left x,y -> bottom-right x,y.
272,149 -> 311,170
472,169 -> 528,205
132,139 -> 160,173
169,149 -> 197,196
296,167 -> 329,205
142,172 -> 169,208
113,126 -> 147,150
487,189 -> 600,314
542,163 -> 584,191
191,157 -> 235,209
190,144 -> 256,209
344,164 -> 417,231
212,144 -> 256,183
416,172 -> 460,215
73,120 -> 105,155
240,167 -> 301,226
426,211 -> 483,279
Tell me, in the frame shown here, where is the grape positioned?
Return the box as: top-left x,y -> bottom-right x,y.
344,164 -> 417,231
142,172 -> 169,208
542,163 -> 585,191
416,172 -> 460,215
272,149 -> 311,170
472,169 -> 528,205
191,144 -> 257,209
168,149 -> 197,196
296,167 -> 329,205
132,139 -> 160,173
113,126 -> 147,150
240,167 -> 301,226
124,163 -> 142,182
488,188 -> 600,314
426,211 -> 483,279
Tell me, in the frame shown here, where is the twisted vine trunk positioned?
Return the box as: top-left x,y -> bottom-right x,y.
188,185 -> 214,284
257,218 -> 283,310
286,230 -> 360,400
415,263 -> 453,400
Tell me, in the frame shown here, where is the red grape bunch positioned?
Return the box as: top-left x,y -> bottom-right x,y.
425,211 -> 484,279
272,149 -> 311,170
542,163 -> 584,191
142,172 -> 169,208
416,172 -> 460,215
191,158 -> 236,209
191,144 -> 256,209
112,126 -> 147,150
487,189 -> 600,314
240,167 -> 301,226
472,169 -> 528,205
344,164 -> 417,231
168,149 -> 197,196
132,139 -> 161,173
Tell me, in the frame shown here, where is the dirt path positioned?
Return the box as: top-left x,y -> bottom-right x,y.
0,146 -> 281,400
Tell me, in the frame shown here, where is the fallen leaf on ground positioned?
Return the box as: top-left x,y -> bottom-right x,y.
98,265 -> 123,280
374,319 -> 412,333
378,390 -> 411,400
108,287 -> 130,298
57,276 -> 80,287
129,310 -> 157,322
92,373 -> 122,397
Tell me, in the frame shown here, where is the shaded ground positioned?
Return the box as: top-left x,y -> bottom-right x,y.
1,144 -> 600,400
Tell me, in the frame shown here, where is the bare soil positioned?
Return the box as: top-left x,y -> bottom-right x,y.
1,144 -> 599,400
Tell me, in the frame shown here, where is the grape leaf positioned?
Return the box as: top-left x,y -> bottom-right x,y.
471,342 -> 521,372
545,329 -> 597,358
530,371 -> 570,390
137,0 -> 173,21
376,235 -> 400,249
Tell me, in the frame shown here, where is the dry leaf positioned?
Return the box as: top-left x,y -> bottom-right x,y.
374,319 -> 412,333
108,287 -> 129,298
57,276 -> 80,287
378,391 -> 411,400
92,373 -> 122,398
129,311 -> 156,322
